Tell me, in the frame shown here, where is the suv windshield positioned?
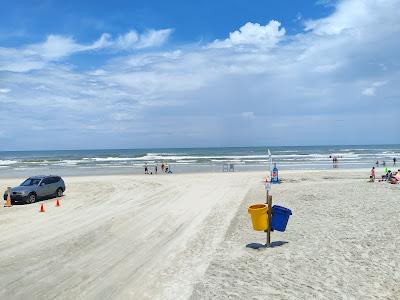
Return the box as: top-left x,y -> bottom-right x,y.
20,178 -> 41,186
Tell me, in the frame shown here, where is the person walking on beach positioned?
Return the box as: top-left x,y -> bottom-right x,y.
155,165 -> 158,174
144,163 -> 148,174
370,167 -> 376,182
394,157 -> 397,167
161,163 -> 165,172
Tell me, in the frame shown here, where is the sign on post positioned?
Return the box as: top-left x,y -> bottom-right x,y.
264,179 -> 271,191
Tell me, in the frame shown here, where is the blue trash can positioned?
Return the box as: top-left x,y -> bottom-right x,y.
271,205 -> 292,232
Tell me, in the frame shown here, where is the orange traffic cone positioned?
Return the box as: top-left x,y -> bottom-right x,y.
39,203 -> 45,213
56,199 -> 60,207
4,190 -> 12,207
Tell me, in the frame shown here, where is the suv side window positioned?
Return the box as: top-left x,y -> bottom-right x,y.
53,177 -> 60,183
42,178 -> 52,185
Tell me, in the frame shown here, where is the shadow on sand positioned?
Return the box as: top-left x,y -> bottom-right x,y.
11,194 -> 64,206
246,241 -> 288,250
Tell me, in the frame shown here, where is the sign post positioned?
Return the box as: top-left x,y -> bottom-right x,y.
247,149 -> 292,249
266,149 -> 273,247
266,195 -> 272,246
264,179 -> 272,247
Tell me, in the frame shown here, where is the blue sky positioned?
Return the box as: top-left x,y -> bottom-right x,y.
0,0 -> 399,150
0,1 -> 332,44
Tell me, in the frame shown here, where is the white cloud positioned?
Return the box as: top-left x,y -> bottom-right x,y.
89,33 -> 113,49
87,69 -> 108,76
0,88 -> 11,93
0,29 -> 171,72
36,35 -> 82,59
305,0 -> 400,36
241,112 -> 255,119
313,63 -> 341,73
0,47 -> 47,72
114,29 -> 172,50
209,20 -> 285,49
116,31 -> 139,49
316,0 -> 338,6
30,35 -> 93,60
362,87 -> 375,96
362,81 -> 387,96
136,29 -> 172,49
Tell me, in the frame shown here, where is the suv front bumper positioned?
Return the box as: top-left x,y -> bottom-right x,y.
3,194 -> 29,204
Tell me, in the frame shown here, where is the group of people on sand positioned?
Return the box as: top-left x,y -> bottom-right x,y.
144,163 -> 172,175
370,166 -> 400,184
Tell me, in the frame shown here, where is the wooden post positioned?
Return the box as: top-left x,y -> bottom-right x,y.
266,195 -> 272,247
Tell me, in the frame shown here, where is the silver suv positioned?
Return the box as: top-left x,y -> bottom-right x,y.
3,175 -> 65,204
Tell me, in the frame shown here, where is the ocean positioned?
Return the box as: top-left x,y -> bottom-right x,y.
0,145 -> 399,177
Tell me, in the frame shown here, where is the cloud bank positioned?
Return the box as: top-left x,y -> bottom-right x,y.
0,29 -> 172,72
0,0 -> 399,150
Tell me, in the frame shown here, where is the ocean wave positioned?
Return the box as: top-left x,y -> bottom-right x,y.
86,154 -> 271,161
0,145 -> 398,171
83,157 -> 140,162
0,160 -> 18,165
381,152 -> 400,156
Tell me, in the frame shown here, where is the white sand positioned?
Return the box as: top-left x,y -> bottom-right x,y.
192,169 -> 400,299
0,169 -> 399,299
0,172 -> 256,299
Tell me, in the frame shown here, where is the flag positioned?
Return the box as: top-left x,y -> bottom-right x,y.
267,148 -> 272,178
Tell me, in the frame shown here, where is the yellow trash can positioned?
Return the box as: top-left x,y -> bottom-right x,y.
248,204 -> 269,231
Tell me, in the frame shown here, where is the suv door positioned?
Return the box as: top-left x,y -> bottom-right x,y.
49,177 -> 59,195
37,178 -> 53,197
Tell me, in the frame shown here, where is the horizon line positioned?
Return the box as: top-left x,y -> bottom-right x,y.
0,143 -> 399,153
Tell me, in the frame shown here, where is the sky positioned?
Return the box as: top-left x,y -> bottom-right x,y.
0,0 -> 399,150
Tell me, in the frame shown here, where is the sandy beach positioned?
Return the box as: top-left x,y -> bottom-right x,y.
1,169 -> 399,299
2,0 -> 399,298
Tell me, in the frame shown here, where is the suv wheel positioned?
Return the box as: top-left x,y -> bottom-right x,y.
27,193 -> 36,204
56,188 -> 63,197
